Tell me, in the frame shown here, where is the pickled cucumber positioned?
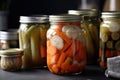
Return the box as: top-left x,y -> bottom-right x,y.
111,32 -> 120,40
101,33 -> 108,42
30,28 -> 41,66
115,41 -> 120,50
106,41 -> 113,49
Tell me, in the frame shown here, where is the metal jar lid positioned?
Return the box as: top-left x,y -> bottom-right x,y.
68,9 -> 99,16
49,14 -> 81,22
0,29 -> 18,40
101,11 -> 120,18
19,15 -> 49,23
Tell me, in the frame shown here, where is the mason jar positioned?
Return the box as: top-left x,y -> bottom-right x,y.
47,14 -> 87,75
19,15 -> 49,69
99,11 -> 120,69
0,29 -> 19,50
68,9 -> 100,65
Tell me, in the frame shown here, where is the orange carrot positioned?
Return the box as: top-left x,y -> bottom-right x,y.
51,64 -> 60,74
55,30 -> 72,44
99,49 -> 102,57
51,53 -> 60,64
40,44 -> 46,58
69,64 -> 80,73
105,50 -> 113,58
57,52 -> 67,67
47,40 -> 58,56
75,42 -> 86,62
61,61 -> 70,71
117,51 -> 120,55
75,40 -> 81,52
65,42 -> 75,58
71,22 -> 81,27
99,61 -> 107,69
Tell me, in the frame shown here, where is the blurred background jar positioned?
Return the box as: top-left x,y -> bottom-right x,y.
103,0 -> 120,11
19,15 -> 49,69
47,14 -> 86,75
68,9 -> 100,65
99,11 -> 120,69
0,29 -> 19,50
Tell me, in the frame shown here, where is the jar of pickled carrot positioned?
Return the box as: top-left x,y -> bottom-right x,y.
100,11 -> 120,69
19,15 -> 49,69
47,14 -> 87,75
68,9 -> 100,65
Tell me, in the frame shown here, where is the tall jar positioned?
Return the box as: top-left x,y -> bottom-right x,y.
99,12 -> 120,69
19,15 -> 49,69
47,14 -> 87,75
68,9 -> 100,65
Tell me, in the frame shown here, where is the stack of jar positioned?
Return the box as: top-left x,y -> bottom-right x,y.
68,9 -> 100,65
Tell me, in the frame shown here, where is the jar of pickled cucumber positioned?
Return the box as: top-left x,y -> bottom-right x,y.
19,15 -> 49,69
99,11 -> 120,69
47,14 -> 87,75
68,9 -> 100,65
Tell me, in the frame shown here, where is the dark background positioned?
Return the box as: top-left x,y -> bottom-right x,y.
8,0 -> 105,29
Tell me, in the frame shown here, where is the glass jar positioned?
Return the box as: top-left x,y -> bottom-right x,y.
68,9 -> 100,65
47,14 -> 87,75
19,15 -> 49,69
99,11 -> 120,69
0,29 -> 19,50
0,48 -> 23,71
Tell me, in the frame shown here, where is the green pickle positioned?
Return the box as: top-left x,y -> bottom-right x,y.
99,11 -> 120,69
19,16 -> 49,69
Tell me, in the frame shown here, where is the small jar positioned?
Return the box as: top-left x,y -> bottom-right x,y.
0,48 -> 23,71
47,14 -> 87,75
19,15 -> 49,69
68,9 -> 100,65
99,11 -> 120,69
0,29 -> 19,50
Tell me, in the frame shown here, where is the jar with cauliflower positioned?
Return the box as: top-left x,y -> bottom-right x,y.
47,14 -> 87,75
99,11 -> 120,69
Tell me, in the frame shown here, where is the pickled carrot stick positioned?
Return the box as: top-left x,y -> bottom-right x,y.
69,64 -> 80,72
99,49 -> 102,57
51,64 -> 60,74
61,62 -> 70,71
75,40 -> 80,52
40,44 -> 46,58
105,50 -> 113,58
75,42 -> 86,62
55,30 -> 72,44
51,53 -> 60,64
99,61 -> 107,69
47,40 -> 58,56
64,41 -> 76,58
57,52 -> 67,67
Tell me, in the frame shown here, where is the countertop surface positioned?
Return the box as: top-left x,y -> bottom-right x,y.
0,65 -> 115,80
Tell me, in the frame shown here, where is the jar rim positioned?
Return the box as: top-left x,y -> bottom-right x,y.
0,48 -> 24,56
102,11 -> 120,18
0,29 -> 18,40
68,9 -> 99,16
19,15 -> 49,23
49,14 -> 81,22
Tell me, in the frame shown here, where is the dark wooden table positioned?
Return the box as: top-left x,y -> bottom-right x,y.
0,65 -> 115,80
